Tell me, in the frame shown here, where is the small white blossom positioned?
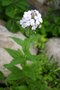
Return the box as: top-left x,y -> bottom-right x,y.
20,10 -> 43,30
30,19 -> 35,26
39,25 -> 41,28
32,26 -> 36,30
36,20 -> 40,25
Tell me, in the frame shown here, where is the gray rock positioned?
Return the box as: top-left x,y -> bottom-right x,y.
54,0 -> 60,9
0,20 -> 5,26
0,25 -> 37,77
27,0 -> 60,15
45,38 -> 60,66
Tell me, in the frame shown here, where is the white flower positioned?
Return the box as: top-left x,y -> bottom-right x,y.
23,11 -> 31,20
39,18 -> 43,23
35,10 -> 39,14
36,20 -> 40,25
20,10 -> 43,30
39,25 -> 42,28
30,19 -> 35,26
25,22 -> 30,27
32,26 -> 36,30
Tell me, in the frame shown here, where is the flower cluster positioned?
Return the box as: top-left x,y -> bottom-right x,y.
20,10 -> 43,30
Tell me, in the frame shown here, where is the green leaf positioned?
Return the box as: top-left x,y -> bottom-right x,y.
5,48 -> 22,58
2,0 -> 12,6
12,37 -> 24,46
5,6 -> 17,18
6,20 -> 19,33
0,71 -> 4,80
6,66 -> 24,81
15,85 -> 28,90
0,88 -> 4,90
4,56 -> 26,67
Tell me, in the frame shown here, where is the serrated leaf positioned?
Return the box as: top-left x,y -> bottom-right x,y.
12,37 -> 24,46
4,57 -> 25,68
6,66 -> 24,81
5,48 -> 23,58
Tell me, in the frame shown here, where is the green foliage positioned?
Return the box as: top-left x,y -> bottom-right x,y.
0,72 -> 5,90
0,0 -> 60,90
0,72 -> 4,80
37,9 -> 60,38
10,85 -> 28,90
11,34 -> 47,53
0,88 -> 4,90
1,36 -> 59,90
0,0 -> 29,32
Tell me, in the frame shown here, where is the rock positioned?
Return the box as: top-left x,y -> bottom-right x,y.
0,20 -> 5,26
45,38 -> 60,66
27,0 -> 60,15
27,0 -> 49,15
54,0 -> 60,9
0,25 -> 37,77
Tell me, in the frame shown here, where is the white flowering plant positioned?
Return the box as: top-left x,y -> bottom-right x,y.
20,10 -> 43,37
